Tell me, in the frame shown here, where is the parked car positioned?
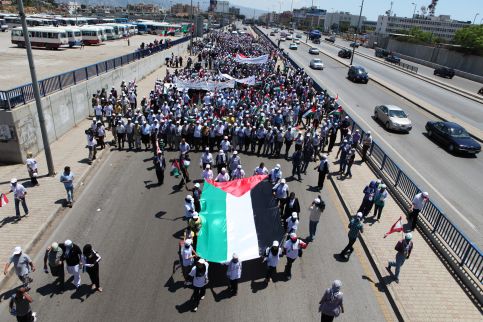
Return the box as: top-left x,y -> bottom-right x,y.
434,66 -> 455,79
348,66 -> 368,83
295,33 -> 302,38
325,35 -> 336,43
312,38 -> 320,44
375,48 -> 390,58
425,121 -> 480,154
349,42 -> 360,48
478,87 -> 483,95
385,55 -> 401,64
374,105 -> 412,132
310,58 -> 324,70
279,37 -> 286,42
294,39 -> 300,44
338,49 -> 352,59
309,47 -> 319,55
270,32 -> 275,36
286,34 -> 293,40
289,43 -> 298,50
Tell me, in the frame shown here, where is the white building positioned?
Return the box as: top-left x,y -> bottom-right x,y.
215,1 -> 230,14
375,14 -> 470,41
67,2 -> 81,15
324,11 -> 366,32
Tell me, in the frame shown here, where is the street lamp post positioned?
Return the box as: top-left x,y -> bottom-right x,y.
473,13 -> 479,24
411,2 -> 417,17
190,0 -> 193,55
350,0 -> 364,65
17,0 -> 55,175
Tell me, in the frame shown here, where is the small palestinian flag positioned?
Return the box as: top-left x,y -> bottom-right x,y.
0,193 -> 8,207
170,160 -> 181,177
197,175 -> 284,263
302,106 -> 317,118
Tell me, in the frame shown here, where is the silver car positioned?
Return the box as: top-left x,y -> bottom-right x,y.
310,58 -> 324,70
374,104 -> 412,132
309,47 -> 319,55
289,43 -> 298,50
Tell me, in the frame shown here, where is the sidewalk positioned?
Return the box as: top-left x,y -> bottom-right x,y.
0,42 -> 193,287
326,152 -> 482,320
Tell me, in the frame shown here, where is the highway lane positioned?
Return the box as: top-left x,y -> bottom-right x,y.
333,37 -> 483,95
0,149 -> 392,321
262,28 -> 483,247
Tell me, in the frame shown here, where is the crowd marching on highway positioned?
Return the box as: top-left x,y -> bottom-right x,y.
2,27 -> 426,321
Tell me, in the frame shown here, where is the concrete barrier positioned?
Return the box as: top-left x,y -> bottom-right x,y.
0,40 -> 189,164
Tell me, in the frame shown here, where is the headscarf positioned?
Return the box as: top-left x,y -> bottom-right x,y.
329,280 -> 342,301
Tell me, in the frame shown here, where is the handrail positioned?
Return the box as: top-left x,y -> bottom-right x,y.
253,25 -> 483,287
0,36 -> 191,110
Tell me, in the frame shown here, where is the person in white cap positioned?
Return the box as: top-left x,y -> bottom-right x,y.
43,242 -> 65,292
283,233 -> 307,280
314,154 -> 329,191
319,280 -> 344,320
387,233 -> 413,283
215,168 -> 230,182
220,136 -> 231,156
409,191 -> 429,231
201,164 -> 214,181
269,164 -> 283,184
231,164 -> 245,180
3,246 -> 35,289
286,212 -> 299,234
253,162 -> 269,176
264,240 -> 282,283
272,178 -> 289,211
372,184 -> 388,221
224,253 -> 242,295
215,150 -> 227,174
339,212 -> 364,259
228,150 -> 241,173
188,212 -> 203,247
61,240 -> 83,289
199,147 -> 213,170
308,197 -> 326,241
181,239 -> 197,286
189,258 -> 209,312
361,131 -> 372,162
6,178 -> 29,222
184,195 -> 195,221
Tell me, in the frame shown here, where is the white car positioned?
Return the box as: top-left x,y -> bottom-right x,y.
374,104 -> 412,132
310,58 -> 324,70
289,43 -> 298,50
280,37 -> 286,42
309,47 -> 319,55
286,34 -> 293,40
294,39 -> 300,44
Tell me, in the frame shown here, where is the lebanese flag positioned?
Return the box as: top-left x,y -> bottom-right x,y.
334,94 -> 339,102
384,216 -> 404,238
197,175 -> 284,263
0,193 -> 8,207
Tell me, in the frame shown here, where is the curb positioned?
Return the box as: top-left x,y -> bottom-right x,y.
297,39 -> 483,143
328,173 -> 406,322
0,139 -> 110,291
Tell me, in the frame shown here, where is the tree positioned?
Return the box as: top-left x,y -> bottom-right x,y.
408,27 -> 433,43
454,25 -> 483,50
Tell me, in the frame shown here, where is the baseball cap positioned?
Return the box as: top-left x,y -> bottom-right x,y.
10,178 -> 17,184
281,178 -> 286,184
356,212 -> 363,218
64,239 -> 73,247
12,246 -> 22,255
51,242 -> 59,251
198,258 -> 206,264
314,198 -> 321,204
422,192 -> 429,198
405,233 -> 413,240
272,240 -> 279,247
185,239 -> 193,246
290,232 -> 297,239
194,183 -> 200,188
291,212 -> 298,219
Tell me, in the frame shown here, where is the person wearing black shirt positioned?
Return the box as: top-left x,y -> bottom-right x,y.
82,244 -> 102,292
283,193 -> 300,230
60,240 -> 82,289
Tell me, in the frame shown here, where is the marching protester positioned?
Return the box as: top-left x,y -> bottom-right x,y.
3,246 -> 35,290
339,212 -> 364,259
43,242 -> 65,292
224,253 -> 242,296
314,154 -> 329,191
61,240 -> 83,289
82,244 -> 103,292
25,152 -> 39,186
181,239 -> 197,286
9,287 -> 37,322
189,258 -> 209,312
6,178 -> 29,222
319,280 -> 344,321
372,184 -> 388,221
153,151 -> 166,185
283,233 -> 307,280
387,233 -> 414,283
264,241 -> 282,284
283,192 -> 300,229
59,166 -> 75,207
308,197 -> 326,242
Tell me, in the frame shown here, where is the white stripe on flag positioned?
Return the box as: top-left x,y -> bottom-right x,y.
226,193 -> 260,261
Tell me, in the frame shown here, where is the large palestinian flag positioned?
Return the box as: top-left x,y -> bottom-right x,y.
197,175 -> 284,263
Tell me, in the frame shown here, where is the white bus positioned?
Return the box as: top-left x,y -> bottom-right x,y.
11,27 -> 68,49
97,25 -> 116,40
79,26 -> 104,45
63,26 -> 82,47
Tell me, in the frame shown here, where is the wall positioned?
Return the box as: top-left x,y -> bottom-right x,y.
0,41 -> 189,164
386,39 -> 483,80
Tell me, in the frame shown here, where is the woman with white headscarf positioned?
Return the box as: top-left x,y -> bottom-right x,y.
319,280 -> 344,321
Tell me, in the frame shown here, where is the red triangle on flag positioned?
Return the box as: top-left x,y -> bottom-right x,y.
207,175 -> 267,197
384,216 -> 404,238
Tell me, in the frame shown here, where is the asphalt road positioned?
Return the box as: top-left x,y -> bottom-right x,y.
261,28 -> 483,247
0,149 -> 393,322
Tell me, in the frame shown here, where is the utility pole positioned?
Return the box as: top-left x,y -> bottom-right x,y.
190,0 -> 194,55
17,0 -> 55,176
350,0 -> 364,66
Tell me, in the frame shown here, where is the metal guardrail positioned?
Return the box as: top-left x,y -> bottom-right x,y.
254,25 -> 483,286
385,59 -> 419,73
0,36 -> 191,110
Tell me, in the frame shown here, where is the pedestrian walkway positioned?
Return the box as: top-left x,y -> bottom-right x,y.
326,152 -> 482,321
0,43 -> 193,288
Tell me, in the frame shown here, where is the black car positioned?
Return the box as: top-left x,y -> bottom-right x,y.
312,38 -> 320,44
425,121 -> 481,155
349,42 -> 360,48
348,66 -> 369,83
434,66 -> 455,79
375,48 -> 390,58
385,55 -> 400,64
338,49 -> 352,59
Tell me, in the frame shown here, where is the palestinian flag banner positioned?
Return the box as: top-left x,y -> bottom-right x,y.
302,106 -> 317,118
197,175 -> 284,263
0,193 -> 8,207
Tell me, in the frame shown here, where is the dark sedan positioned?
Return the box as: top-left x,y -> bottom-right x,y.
434,66 -> 455,79
349,42 -> 360,48
338,49 -> 352,59
425,121 -> 481,155
385,55 -> 400,64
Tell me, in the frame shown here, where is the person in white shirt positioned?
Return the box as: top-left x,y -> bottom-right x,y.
272,178 -> 289,209
94,104 -> 103,122
25,152 -> 39,186
309,197 -> 325,241
264,241 -> 282,283
215,168 -> 230,182
7,178 -> 29,221
231,165 -> 245,180
286,212 -> 299,234
201,164 -> 214,181
254,162 -> 269,176
283,233 -> 307,280
199,148 -> 213,169
269,164 -> 283,184
181,239 -> 197,286
184,195 -> 195,220
189,258 -> 209,312
228,151 -> 241,173
409,191 -> 429,231
220,136 -> 231,156
86,129 -> 97,162
224,253 -> 242,295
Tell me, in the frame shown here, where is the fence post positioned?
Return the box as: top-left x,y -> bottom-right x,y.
85,67 -> 89,80
105,61 -> 108,72
73,71 -> 76,84
380,154 -> 387,170
432,212 -> 442,233
369,141 -> 374,156
58,75 -> 62,90
20,87 -> 26,105
40,81 -> 46,97
96,64 -> 99,75
459,243 -> 473,267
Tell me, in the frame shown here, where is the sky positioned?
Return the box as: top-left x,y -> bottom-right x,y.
232,0 -> 483,22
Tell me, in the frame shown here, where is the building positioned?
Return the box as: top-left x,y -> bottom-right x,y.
67,2 -> 80,15
0,0 -> 12,8
362,20 -> 377,32
293,6 -> 326,30
228,6 -> 239,16
127,3 -> 160,14
259,11 -> 279,26
214,0 -> 229,14
171,3 -> 198,17
324,11 -> 366,32
278,11 -> 293,27
375,14 -> 470,41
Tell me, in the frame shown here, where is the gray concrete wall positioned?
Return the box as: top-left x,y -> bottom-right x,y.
387,39 -> 483,80
0,40 -> 189,164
